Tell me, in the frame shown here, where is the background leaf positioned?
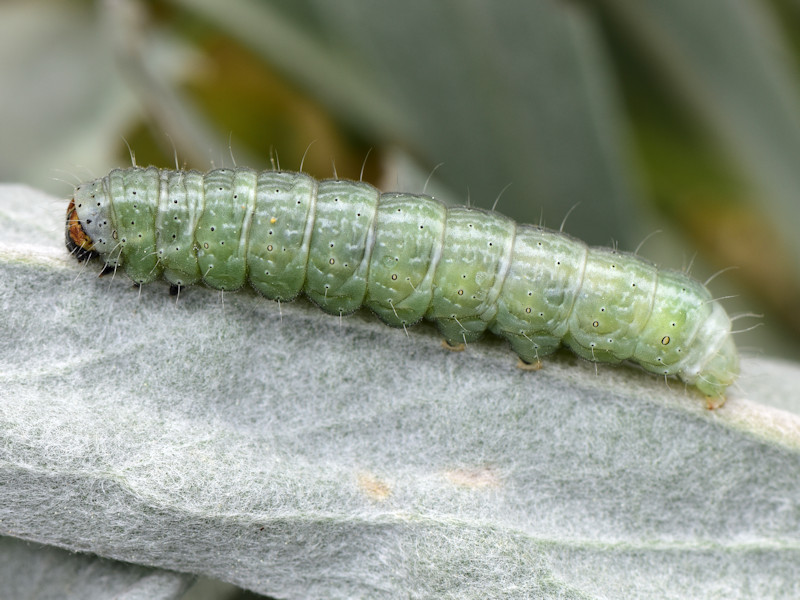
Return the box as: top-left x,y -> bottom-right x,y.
3,0 -> 800,356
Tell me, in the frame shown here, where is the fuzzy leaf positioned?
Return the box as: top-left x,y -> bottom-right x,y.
2,184 -> 800,598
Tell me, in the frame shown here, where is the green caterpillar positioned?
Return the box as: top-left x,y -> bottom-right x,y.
66,166 -> 739,402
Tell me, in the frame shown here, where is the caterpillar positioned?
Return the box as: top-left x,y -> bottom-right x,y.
65,166 -> 739,402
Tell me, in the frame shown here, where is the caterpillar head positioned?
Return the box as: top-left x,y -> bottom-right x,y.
66,197 -> 97,260
66,178 -> 114,263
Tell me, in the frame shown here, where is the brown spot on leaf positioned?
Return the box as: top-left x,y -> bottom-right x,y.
357,472 -> 391,501
444,465 -> 501,489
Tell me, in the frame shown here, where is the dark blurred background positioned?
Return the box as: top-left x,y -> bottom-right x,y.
3,0 -> 800,362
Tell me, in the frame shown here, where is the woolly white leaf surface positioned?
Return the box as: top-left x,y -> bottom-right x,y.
2,184 -> 800,599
